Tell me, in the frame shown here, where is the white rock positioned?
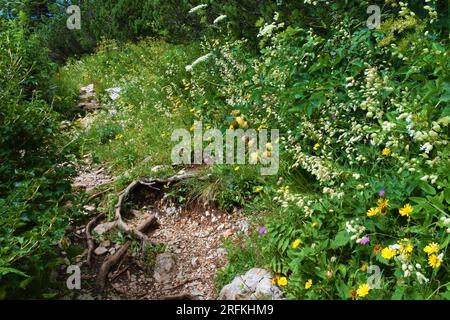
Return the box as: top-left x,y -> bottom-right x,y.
218,268 -> 284,300
94,246 -> 108,256
93,221 -> 116,236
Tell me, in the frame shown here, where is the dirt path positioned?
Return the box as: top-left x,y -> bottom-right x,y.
67,165 -> 248,300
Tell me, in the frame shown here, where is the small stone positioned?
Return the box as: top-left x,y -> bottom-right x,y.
93,221 -> 116,236
100,240 -> 111,247
191,257 -> 199,267
108,247 -> 116,255
153,253 -> 176,283
94,246 -> 108,256
83,205 -> 96,212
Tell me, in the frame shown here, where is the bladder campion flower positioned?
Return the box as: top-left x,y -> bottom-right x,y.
399,203 -> 413,217
277,277 -> 288,286
423,242 -> 439,255
305,279 -> 313,289
428,253 -> 443,269
356,283 -> 370,298
367,207 -> 380,217
381,247 -> 397,260
382,147 -> 391,156
292,239 -> 302,249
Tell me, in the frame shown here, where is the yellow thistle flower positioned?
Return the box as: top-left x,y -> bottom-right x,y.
367,207 -> 380,217
382,147 -> 391,156
428,254 -> 443,269
292,239 -> 302,249
277,277 -> 288,286
423,242 -> 439,255
381,247 -> 397,260
399,203 -> 413,217
356,283 -> 370,298
305,279 -> 313,289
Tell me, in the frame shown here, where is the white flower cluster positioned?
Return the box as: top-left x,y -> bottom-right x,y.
188,4 -> 207,14
345,219 -> 367,244
185,53 -> 212,72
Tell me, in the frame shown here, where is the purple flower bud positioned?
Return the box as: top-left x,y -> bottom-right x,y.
258,226 -> 267,237
379,189 -> 385,197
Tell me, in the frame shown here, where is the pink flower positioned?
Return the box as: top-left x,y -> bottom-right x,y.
360,236 -> 370,245
379,189 -> 385,197
258,226 -> 267,237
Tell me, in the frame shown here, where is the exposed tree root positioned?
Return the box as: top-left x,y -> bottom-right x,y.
86,212 -> 105,267
97,215 -> 158,290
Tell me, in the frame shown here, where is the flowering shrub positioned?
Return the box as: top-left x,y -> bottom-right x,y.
186,0 -> 449,299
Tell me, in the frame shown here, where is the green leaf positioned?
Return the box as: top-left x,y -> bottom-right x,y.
331,231 -> 350,249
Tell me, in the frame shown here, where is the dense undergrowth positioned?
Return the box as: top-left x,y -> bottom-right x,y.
1,0 -> 449,299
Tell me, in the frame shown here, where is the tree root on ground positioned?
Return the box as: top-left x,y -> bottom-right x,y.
86,172 -> 197,291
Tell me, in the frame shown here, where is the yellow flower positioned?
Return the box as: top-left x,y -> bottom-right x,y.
115,134 -> 124,140
313,143 -> 320,151
356,283 -> 370,298
428,254 -> 443,269
234,166 -> 240,171
382,147 -> 391,156
381,247 -> 397,260
305,279 -> 313,289
311,222 -> 319,228
423,242 -> 439,255
377,198 -> 389,213
360,263 -> 368,272
277,277 -> 288,286
399,203 -> 413,217
367,207 -> 380,217
190,107 -> 196,113
231,110 -> 241,116
292,239 -> 302,249
272,275 -> 280,285
203,100 -> 209,106
236,116 -> 245,127
254,186 -> 263,193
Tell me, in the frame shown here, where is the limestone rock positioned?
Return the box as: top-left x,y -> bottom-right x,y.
153,253 -> 175,283
218,268 -> 284,300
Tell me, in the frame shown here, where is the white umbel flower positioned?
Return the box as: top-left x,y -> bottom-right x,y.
213,15 -> 227,24
185,53 -> 212,72
188,4 -> 207,14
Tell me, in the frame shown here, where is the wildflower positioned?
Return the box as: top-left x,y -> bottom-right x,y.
423,242 -> 439,255
350,289 -> 358,300
428,253 -> 443,268
213,14 -> 227,24
185,53 -> 212,72
311,222 -> 319,228
377,198 -> 389,213
360,236 -> 370,245
254,186 -> 263,193
367,207 -> 380,217
313,143 -> 320,151
277,277 -> 288,286
379,189 -> 385,197
292,239 -> 302,249
399,203 -> 413,217
236,116 -> 245,127
231,110 -> 241,116
272,275 -> 280,285
115,134 -> 123,140
234,166 -> 240,171
305,279 -> 313,289
356,284 -> 370,298
373,244 -> 382,254
188,4 -> 208,14
381,247 -> 397,260
382,147 -> 391,156
258,226 -> 267,237
360,264 -> 368,272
